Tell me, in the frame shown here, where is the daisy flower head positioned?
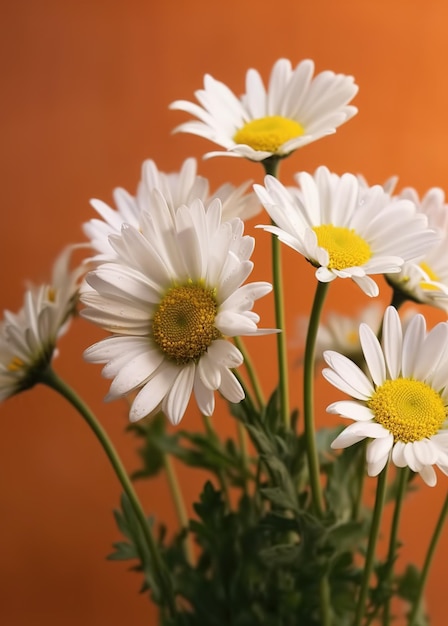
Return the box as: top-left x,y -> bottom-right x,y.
169,58 -> 358,162
323,306 -> 448,486
83,157 -> 261,261
312,303 -> 385,365
386,186 -> 448,311
81,198 -> 275,426
254,166 -> 439,297
0,245 -> 86,401
357,173 -> 399,197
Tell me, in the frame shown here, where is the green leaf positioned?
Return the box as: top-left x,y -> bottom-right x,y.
260,486 -> 298,512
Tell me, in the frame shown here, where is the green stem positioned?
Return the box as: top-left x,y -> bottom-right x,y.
353,442 -> 367,520
319,575 -> 332,626
408,492 -> 448,626
383,467 -> 409,626
389,286 -> 411,311
39,367 -> 177,616
262,157 -> 290,430
303,280 -> 330,516
236,419 -> 249,495
162,453 -> 195,565
234,336 -> 265,409
354,462 -> 390,626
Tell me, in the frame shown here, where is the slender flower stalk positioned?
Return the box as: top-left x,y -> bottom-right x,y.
353,442 -> 367,520
319,576 -> 332,626
408,493 -> 448,626
236,419 -> 249,495
162,453 -> 195,565
303,280 -> 329,516
262,156 -> 290,429
383,467 -> 409,625
354,462 -> 390,626
233,336 -> 265,409
304,280 -> 331,625
39,367 -> 177,616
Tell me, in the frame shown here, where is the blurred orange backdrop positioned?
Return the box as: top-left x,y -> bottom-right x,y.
1,0 -> 447,624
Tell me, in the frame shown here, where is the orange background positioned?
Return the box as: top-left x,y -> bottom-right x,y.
1,0 -> 447,624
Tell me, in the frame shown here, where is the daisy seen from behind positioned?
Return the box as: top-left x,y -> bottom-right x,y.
81,196 -> 275,425
323,306 -> 448,486
169,58 -> 358,162
84,157 -> 261,261
386,186 -> 448,311
254,166 -> 439,297
0,245 -> 86,401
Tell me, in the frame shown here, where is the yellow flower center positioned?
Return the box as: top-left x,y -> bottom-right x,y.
233,115 -> 304,153
419,261 -> 441,291
7,356 -> 25,372
368,378 -> 446,443
47,287 -> 57,303
346,330 -> 359,346
313,224 -> 372,270
152,283 -> 221,364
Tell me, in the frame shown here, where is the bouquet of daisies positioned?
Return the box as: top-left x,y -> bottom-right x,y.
2,58 -> 447,626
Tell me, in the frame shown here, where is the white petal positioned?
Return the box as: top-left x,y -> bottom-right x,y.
322,367 -> 371,401
163,363 -> 195,425
351,275 -> 379,297
193,373 -> 215,415
366,434 -> 394,464
392,441 -> 407,467
419,465 -> 437,487
417,322 -> 448,382
402,314 -> 426,378
327,400 -> 374,421
359,323 -> 386,386
413,439 -> 438,466
382,306 -> 402,379
215,310 -> 258,335
129,362 -> 178,422
219,367 -> 245,403
197,352 -> 222,390
331,423 -> 368,448
107,348 -> 164,398
323,350 -> 374,398
403,442 -> 420,472
366,445 -> 391,476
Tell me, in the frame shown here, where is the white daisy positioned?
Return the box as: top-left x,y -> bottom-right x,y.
81,198 -> 275,426
386,186 -> 448,310
83,157 -> 261,260
322,306 -> 448,486
254,166 -> 439,297
311,303 -> 385,364
0,245 -> 86,401
357,174 -> 398,197
169,58 -> 358,162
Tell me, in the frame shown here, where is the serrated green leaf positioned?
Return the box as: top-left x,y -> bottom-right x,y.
260,486 -> 298,512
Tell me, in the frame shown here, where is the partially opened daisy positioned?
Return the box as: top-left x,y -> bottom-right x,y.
312,303 -> 385,364
81,198 -> 274,425
84,157 -> 261,261
323,306 -> 448,486
0,245 -> 86,401
169,58 -> 358,162
386,186 -> 448,311
254,166 -> 439,296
